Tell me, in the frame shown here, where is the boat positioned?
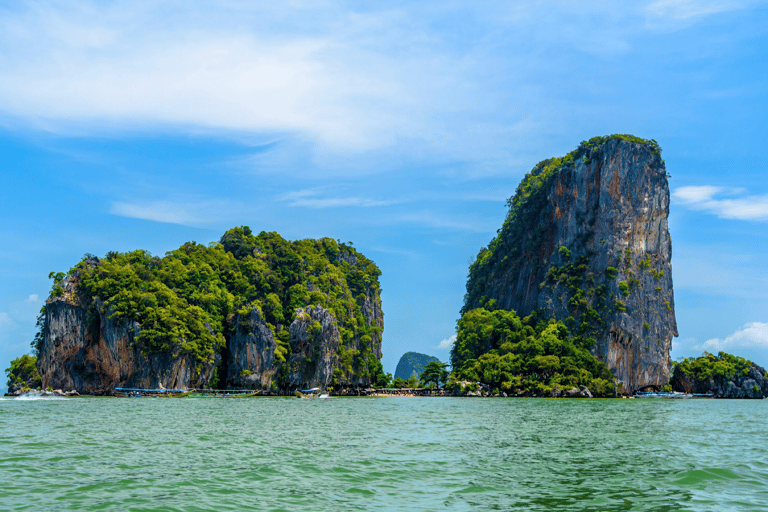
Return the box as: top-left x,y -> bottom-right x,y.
114,387 -> 189,398
187,390 -> 260,398
115,387 -> 258,398
297,387 -> 323,399
634,390 -> 692,399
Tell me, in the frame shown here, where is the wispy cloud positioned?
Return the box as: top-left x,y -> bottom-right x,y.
395,212 -> 495,233
111,201 -> 204,225
367,246 -> 421,259
278,189 -> 399,209
0,312 -> 12,329
0,1 -> 744,174
697,322 -> 768,351
110,198 -> 254,226
436,334 -> 456,351
644,0 -> 760,29
672,186 -> 768,221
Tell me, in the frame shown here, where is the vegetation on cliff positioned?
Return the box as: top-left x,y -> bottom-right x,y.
37,227 -> 386,386
674,352 -> 753,381
450,307 -> 616,396
671,352 -> 767,398
5,355 -> 41,392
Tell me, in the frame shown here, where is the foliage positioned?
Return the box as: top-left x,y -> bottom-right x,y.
420,361 -> 449,388
51,227 -> 385,385
674,352 -> 754,381
392,377 -> 407,388
450,308 -> 615,397
374,372 -> 392,388
5,355 -> 41,390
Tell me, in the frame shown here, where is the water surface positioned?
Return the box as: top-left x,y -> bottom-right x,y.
1,396 -> 766,511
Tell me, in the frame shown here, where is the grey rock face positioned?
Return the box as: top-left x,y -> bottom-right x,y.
38,273 -> 215,395
285,305 -> 341,389
465,138 -> 677,393
227,306 -> 279,389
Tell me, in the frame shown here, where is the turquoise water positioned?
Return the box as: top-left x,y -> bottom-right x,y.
1,397 -> 767,511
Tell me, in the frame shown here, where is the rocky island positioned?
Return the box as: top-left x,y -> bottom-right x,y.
33,227 -> 386,395
452,135 -> 677,395
672,352 -> 768,398
394,352 -> 440,381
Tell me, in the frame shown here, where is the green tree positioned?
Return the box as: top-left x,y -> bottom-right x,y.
420,361 -> 449,388
450,307 -> 615,397
375,371 -> 392,388
5,355 -> 41,390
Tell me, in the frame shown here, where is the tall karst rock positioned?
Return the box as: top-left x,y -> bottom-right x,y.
463,135 -> 677,392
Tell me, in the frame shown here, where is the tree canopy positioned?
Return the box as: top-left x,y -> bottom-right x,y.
420,361 -> 449,388
5,354 -> 41,391
674,352 -> 754,381
450,307 -> 615,396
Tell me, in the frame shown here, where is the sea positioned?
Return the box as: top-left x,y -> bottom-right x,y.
1,396 -> 767,511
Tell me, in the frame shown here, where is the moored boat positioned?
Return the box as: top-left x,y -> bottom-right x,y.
114,387 -> 189,397
634,390 -> 692,399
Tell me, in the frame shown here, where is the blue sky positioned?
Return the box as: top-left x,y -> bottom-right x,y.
2,1 -> 768,386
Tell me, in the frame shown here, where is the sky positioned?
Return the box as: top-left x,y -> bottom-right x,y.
2,1 -> 768,388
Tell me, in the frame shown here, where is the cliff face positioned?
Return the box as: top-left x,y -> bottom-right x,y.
464,136 -> 677,392
36,228 -> 385,394
38,272 -> 215,394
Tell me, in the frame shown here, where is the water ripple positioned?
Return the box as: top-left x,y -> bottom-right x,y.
1,397 -> 767,510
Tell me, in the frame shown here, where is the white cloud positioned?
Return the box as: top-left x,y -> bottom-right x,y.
109,198 -> 255,227
437,334 -> 456,350
278,189 -> 399,209
0,2 -> 496,159
672,186 -> 768,221
27,294 -> 38,302
0,312 -> 12,329
394,212 -> 495,233
644,0 -> 760,29
697,322 -> 768,351
110,201 -> 204,225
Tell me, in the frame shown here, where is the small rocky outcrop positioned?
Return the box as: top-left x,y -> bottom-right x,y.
463,136 -> 677,393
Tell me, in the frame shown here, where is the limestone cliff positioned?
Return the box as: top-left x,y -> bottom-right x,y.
38,267 -> 216,395
463,135 -> 677,392
36,228 -> 385,394
394,352 -> 439,380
